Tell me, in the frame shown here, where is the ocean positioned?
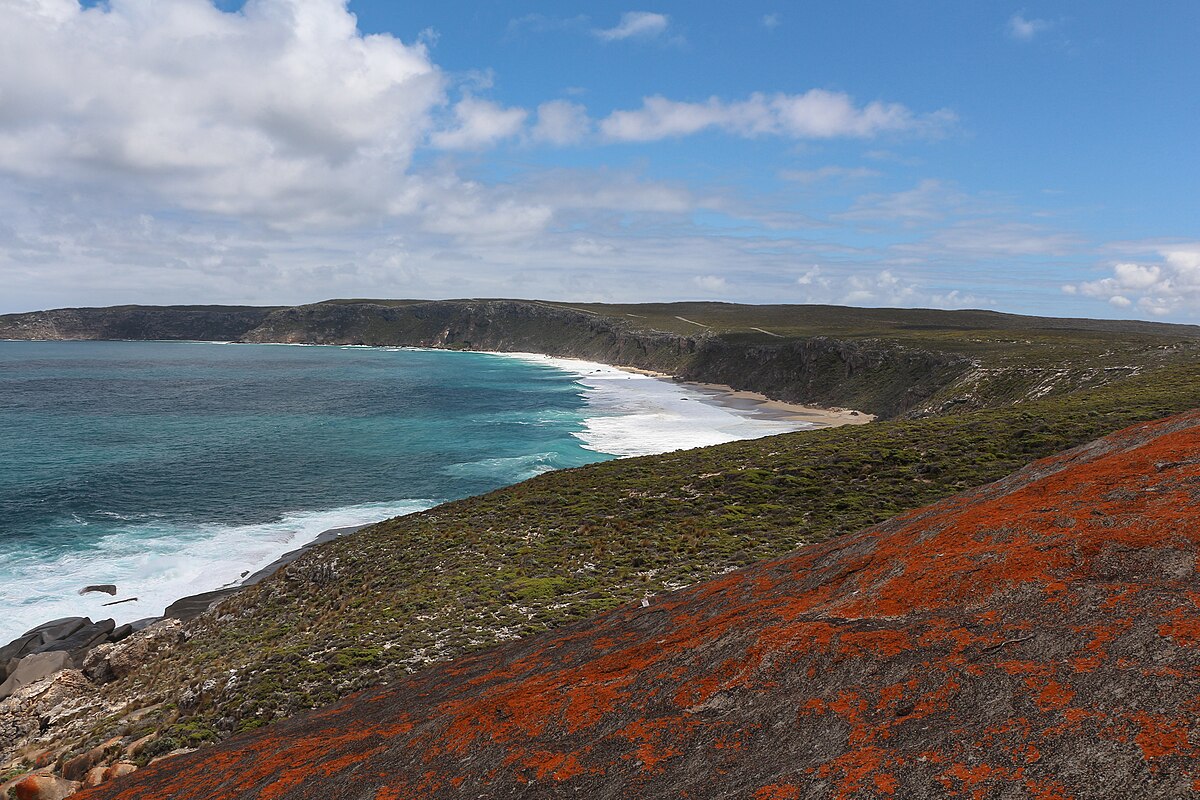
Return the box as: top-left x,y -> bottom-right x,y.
0,340 -> 807,643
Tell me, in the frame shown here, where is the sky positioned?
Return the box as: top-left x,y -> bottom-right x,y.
1,1 -> 1198,320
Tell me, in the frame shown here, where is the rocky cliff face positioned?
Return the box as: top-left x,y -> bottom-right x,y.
0,306 -> 275,342
74,410 -> 1200,799
239,300 -> 968,417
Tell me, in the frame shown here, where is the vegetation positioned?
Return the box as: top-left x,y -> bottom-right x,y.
90,358 -> 1200,752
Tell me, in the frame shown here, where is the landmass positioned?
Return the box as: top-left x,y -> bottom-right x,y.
4,299 -> 1200,798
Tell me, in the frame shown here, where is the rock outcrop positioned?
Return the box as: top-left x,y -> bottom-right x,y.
74,410 -> 1200,799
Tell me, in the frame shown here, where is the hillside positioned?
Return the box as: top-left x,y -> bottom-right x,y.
6,301 -> 1200,796
4,299 -> 1200,417
73,407 -> 1200,799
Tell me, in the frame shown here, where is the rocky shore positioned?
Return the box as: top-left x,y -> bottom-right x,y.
0,526 -> 366,797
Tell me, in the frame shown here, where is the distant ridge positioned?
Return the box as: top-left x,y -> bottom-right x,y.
6,299 -> 1200,418
77,409 -> 1200,799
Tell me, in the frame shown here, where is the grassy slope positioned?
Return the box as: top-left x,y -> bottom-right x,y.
97,359 -> 1200,756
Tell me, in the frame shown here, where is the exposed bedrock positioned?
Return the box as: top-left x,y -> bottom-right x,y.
72,410 -> 1200,799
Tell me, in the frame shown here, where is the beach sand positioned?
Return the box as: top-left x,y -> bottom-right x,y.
615,366 -> 876,427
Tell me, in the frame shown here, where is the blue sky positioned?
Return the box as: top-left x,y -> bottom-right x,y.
1,1 -> 1197,320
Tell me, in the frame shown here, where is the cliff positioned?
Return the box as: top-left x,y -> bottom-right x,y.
237,299 -> 971,417
74,409 -> 1200,799
0,305 -> 277,343
7,297 -> 1199,419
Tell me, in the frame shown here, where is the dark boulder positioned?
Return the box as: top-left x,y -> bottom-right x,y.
32,619 -> 115,667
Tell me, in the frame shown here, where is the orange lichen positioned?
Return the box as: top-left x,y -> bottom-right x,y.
73,411 -> 1200,800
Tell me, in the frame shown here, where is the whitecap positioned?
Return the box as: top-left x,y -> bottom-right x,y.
0,499 -> 435,641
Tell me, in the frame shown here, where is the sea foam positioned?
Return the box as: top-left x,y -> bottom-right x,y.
0,500 -> 434,636
490,353 -> 811,456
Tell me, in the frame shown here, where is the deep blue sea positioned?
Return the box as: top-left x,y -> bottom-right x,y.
0,340 -> 804,642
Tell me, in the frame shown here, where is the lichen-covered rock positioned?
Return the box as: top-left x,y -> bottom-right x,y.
71,411 -> 1200,798
10,773 -> 80,800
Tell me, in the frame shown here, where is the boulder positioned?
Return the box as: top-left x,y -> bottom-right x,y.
33,619 -> 115,667
61,737 -> 124,782
10,773 -> 80,800
0,619 -> 89,675
21,618 -> 89,641
105,762 -> 137,781
0,652 -> 71,701
78,585 -> 117,596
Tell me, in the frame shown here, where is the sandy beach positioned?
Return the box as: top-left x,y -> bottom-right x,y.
613,366 -> 876,427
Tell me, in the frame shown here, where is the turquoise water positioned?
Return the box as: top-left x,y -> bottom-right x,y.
0,340 -> 807,643
0,340 -> 615,641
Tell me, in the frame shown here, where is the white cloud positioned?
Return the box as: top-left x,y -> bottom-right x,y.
762,13 -> 781,30
531,100 -> 591,145
780,166 -> 881,185
1008,13 -> 1054,41
600,91 -> 954,142
0,0 -> 445,225
594,11 -> 670,42
1065,246 -> 1200,316
431,96 -> 527,150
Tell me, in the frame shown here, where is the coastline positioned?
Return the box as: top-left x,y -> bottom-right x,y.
3,340 -> 879,640
154,351 -> 875,623
614,365 -> 875,427
491,352 -> 874,428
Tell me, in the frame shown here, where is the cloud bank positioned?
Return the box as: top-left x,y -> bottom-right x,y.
1064,247 -> 1200,315
0,0 -> 444,225
600,91 -> 955,142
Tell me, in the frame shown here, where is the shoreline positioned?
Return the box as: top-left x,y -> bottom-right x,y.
159,353 -> 874,623
613,365 -> 874,427
490,352 -> 874,428
4,340 -> 878,639
163,524 -> 369,621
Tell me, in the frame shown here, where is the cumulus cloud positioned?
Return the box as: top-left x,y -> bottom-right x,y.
0,0 -> 445,224
531,100 -> 592,145
594,11 -> 671,42
1065,247 -> 1200,316
600,91 -> 954,142
431,96 -> 527,150
1008,13 -> 1054,41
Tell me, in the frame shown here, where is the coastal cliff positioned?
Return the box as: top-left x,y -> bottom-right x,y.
0,305 -> 276,343
237,300 -> 970,417
13,297 -> 1189,419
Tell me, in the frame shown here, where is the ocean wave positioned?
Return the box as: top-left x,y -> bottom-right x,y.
0,499 -> 435,641
485,352 -> 810,457
443,452 -> 564,482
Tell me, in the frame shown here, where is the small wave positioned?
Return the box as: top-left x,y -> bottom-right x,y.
443,452 -> 563,482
